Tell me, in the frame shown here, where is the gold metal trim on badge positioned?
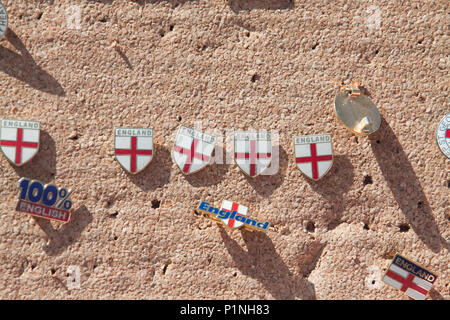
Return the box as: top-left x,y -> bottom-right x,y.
15,178 -> 73,224
381,252 -> 438,300
292,134 -> 334,181
0,119 -> 41,167
334,82 -> 381,136
194,201 -> 265,233
233,131 -> 272,178
114,128 -> 155,175
172,125 -> 216,176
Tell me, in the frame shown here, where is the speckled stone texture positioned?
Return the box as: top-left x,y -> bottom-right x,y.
0,0 -> 448,300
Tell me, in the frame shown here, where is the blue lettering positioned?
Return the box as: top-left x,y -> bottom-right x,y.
218,210 -> 230,219
208,206 -> 219,214
199,202 -> 210,211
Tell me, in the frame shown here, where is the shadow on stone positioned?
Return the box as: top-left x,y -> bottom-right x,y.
228,0 -> 294,13
13,131 -> 57,184
370,117 -> 448,253
219,228 -> 316,299
243,144 -> 288,197
0,29 -> 65,96
184,145 -> 229,187
306,155 -> 355,230
127,143 -> 172,192
36,205 -> 93,256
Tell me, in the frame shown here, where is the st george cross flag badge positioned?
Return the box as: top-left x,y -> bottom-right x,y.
220,200 -> 248,230
0,119 -> 40,166
114,128 -> 153,174
173,125 -> 216,175
294,134 -> 333,181
382,253 -> 438,300
234,131 -> 272,177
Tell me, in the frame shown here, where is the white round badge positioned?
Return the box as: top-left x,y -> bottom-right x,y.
436,113 -> 450,159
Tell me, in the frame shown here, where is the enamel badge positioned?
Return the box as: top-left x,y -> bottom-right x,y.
436,113 -> 450,159
0,2 -> 7,39
220,200 -> 248,229
0,119 -> 40,166
114,128 -> 153,174
234,131 -> 272,177
294,134 -> 333,181
16,177 -> 73,223
382,253 -> 437,300
197,201 -> 270,232
172,125 -> 216,175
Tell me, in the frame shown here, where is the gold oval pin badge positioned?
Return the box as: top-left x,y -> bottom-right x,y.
334,81 -> 381,136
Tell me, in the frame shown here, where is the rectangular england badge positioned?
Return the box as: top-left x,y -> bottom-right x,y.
382,253 -> 437,300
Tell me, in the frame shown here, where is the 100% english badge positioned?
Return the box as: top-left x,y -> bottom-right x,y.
15,178 -> 74,223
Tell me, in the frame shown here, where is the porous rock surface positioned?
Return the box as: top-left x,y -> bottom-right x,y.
0,0 -> 448,299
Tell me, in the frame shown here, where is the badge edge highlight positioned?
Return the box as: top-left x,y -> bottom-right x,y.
0,119 -> 41,167
114,127 -> 154,175
293,133 -> 334,181
196,201 -> 270,232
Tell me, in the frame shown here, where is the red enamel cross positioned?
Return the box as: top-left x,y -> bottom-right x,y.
223,202 -> 240,228
446,129 -> 450,138
296,143 -> 332,180
0,128 -> 39,165
115,136 -> 152,173
174,138 -> 210,173
235,140 -> 271,177
385,270 -> 428,296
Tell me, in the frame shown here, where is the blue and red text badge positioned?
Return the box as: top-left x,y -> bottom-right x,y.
197,201 -> 270,232
15,177 -> 73,223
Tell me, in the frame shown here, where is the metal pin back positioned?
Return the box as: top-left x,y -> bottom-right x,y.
334,82 -> 381,136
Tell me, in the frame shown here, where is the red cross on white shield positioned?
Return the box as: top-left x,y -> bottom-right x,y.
114,128 -> 154,174
172,126 -> 216,175
294,134 -> 333,181
234,131 -> 272,177
220,200 -> 248,229
0,120 -> 40,166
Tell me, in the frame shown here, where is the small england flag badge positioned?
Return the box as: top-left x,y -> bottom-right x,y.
0,119 -> 40,166
172,125 -> 216,175
114,128 -> 154,174
234,131 -> 272,177
382,253 -> 437,300
294,134 -> 333,181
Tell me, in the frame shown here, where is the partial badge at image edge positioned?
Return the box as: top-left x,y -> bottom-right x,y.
435,113 -> 450,159
114,128 -> 154,174
0,119 -> 40,167
172,125 -> 217,175
0,1 -> 8,40
381,253 -> 437,300
196,200 -> 270,232
16,177 -> 74,223
294,134 -> 333,181
334,82 -> 381,136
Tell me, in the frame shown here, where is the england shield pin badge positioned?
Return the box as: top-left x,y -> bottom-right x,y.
172,125 -> 216,175
114,128 -> 154,174
0,119 -> 40,166
234,131 -> 272,177
294,134 -> 333,181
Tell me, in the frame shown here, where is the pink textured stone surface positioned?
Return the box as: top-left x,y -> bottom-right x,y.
0,0 -> 448,299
